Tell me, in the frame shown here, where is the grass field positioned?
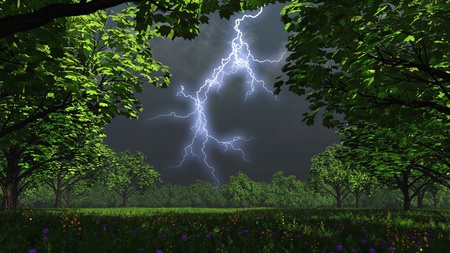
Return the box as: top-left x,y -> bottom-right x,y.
1,207 -> 450,252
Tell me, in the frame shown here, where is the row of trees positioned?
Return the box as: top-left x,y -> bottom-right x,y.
16,169 -> 450,209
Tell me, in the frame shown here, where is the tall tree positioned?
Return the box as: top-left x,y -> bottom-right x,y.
104,150 -> 160,208
0,6 -> 169,210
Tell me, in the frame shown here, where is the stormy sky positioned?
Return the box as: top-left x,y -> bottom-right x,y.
104,3 -> 341,186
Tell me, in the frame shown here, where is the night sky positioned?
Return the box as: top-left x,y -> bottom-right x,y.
104,3 -> 341,186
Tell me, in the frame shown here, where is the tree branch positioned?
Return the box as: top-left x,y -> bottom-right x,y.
0,0 -> 147,38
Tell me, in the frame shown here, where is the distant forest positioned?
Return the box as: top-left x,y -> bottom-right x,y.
15,170 -> 450,209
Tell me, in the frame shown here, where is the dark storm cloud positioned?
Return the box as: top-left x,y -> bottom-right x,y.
104,4 -> 341,185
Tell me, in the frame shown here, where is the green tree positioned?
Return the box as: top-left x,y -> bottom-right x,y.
340,122 -> 437,210
188,180 -> 226,207
0,6 -> 170,210
265,171 -> 303,207
222,171 -> 261,207
104,150 -> 160,207
44,136 -> 112,208
308,143 -> 352,208
275,1 -> 450,128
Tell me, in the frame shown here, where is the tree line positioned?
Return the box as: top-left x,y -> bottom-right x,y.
15,168 -> 450,209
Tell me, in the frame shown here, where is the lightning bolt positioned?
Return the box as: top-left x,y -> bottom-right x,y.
149,8 -> 285,185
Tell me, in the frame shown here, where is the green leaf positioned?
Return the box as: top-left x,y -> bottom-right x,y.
404,35 -> 415,42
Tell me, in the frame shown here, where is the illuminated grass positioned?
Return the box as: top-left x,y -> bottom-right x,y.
1,208 -> 450,252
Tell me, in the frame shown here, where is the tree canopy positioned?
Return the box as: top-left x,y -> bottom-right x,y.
275,0 -> 450,128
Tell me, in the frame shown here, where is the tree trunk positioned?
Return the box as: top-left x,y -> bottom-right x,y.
403,196 -> 411,211
336,189 -> 342,208
122,191 -> 127,207
1,181 -> 19,210
417,189 -> 424,208
1,147 -> 22,211
398,170 -> 412,211
353,188 -> 362,208
432,192 -> 438,208
54,176 -> 62,209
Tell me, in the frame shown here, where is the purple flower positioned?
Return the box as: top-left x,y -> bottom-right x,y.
206,234 -> 211,239
43,228 -> 49,234
93,232 -> 98,236
220,243 -> 225,248
76,232 -> 81,237
43,236 -> 49,242
242,229 -> 249,234
336,245 -> 343,251
347,234 -> 352,238
373,242 -> 378,247
29,250 -> 37,253
162,233 -> 167,239
23,225 -> 27,229
388,247 -> 395,252
370,248 -> 376,253
139,248 -> 145,253
237,232 -> 242,236
351,249 -> 356,253
361,239 -> 367,245
181,235 -> 188,242
156,250 -> 163,253
196,234 -> 200,239
224,227 -> 229,231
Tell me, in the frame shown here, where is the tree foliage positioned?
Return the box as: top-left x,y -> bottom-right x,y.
222,171 -> 262,207
104,150 -> 160,208
276,1 -> 450,128
339,122 -> 441,210
308,143 -> 352,208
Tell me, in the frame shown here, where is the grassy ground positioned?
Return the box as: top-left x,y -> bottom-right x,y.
1,207 -> 450,253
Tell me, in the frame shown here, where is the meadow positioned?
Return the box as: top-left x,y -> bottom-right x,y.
1,207 -> 450,253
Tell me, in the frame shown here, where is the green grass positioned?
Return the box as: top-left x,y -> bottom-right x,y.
1,207 -> 450,252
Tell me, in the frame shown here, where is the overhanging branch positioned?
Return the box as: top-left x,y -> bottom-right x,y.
0,0 -> 147,38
